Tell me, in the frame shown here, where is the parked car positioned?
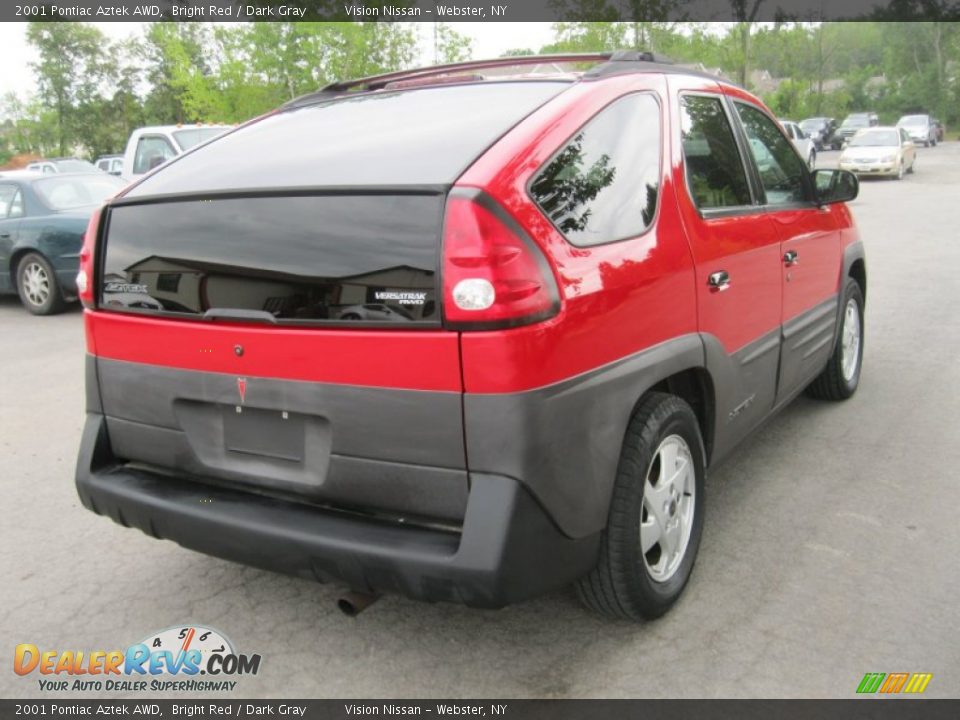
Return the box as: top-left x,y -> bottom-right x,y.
896,114 -> 937,147
837,112 -> 879,145
780,119 -> 817,167
95,155 -> 124,175
75,52 -> 866,621
25,158 -> 99,175
839,126 -> 916,179
120,124 -> 232,180
799,117 -> 839,150
0,172 -> 125,314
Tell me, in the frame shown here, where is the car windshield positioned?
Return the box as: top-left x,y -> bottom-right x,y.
55,160 -> 98,173
34,174 -> 126,210
898,116 -> 927,127
173,127 -> 230,150
800,120 -> 823,130
842,116 -> 870,128
848,131 -> 899,147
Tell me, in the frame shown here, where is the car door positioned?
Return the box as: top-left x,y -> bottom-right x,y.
732,100 -> 844,403
668,78 -> 783,460
0,183 -> 24,293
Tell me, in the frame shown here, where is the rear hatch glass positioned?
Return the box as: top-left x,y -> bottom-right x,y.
101,194 -> 443,324
124,81 -> 569,195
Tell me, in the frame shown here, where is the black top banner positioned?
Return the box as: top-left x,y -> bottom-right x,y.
2,700 -> 960,719
8,0 -> 960,22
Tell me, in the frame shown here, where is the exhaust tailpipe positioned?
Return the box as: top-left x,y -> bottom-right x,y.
337,591 -> 381,617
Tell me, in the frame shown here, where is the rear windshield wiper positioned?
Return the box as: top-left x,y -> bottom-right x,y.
202,308 -> 278,324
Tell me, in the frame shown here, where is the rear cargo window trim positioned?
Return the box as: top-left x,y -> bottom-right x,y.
98,188 -> 450,330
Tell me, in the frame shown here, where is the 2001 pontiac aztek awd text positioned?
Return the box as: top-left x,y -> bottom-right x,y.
75,52 -> 866,620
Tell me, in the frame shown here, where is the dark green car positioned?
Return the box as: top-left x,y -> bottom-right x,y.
0,171 -> 125,314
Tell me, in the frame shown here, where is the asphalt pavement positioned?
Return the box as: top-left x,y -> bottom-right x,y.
2,144 -> 959,699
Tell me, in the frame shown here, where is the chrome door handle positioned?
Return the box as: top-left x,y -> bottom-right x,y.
708,271 -> 730,292
783,250 -> 799,265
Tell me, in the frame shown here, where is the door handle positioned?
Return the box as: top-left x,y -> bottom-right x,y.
783,250 -> 799,265
0,233 -> 10,239
708,271 -> 730,292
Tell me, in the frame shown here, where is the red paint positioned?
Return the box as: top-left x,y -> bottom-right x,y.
85,68 -> 859,398
85,311 -> 462,392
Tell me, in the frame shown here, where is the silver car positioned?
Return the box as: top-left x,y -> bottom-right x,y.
780,120 -> 817,168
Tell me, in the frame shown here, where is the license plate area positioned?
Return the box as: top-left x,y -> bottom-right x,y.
223,406 -> 305,463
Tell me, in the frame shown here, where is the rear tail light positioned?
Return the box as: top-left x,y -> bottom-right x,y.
77,205 -> 103,309
442,192 -> 559,329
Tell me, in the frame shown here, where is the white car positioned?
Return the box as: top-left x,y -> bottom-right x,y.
120,124 -> 232,180
780,120 -> 816,168
839,127 -> 917,180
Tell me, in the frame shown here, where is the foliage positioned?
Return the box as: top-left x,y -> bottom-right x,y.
3,20 -> 959,163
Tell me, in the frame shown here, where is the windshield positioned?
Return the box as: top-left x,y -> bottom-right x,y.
35,174 -> 126,210
897,115 -> 927,127
842,116 -> 870,128
173,127 -> 230,150
55,160 -> 98,173
849,131 -> 899,147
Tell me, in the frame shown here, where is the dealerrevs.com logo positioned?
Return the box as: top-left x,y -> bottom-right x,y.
14,625 -> 261,693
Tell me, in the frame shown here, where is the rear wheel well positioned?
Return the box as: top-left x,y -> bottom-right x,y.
848,259 -> 866,303
646,368 -> 715,465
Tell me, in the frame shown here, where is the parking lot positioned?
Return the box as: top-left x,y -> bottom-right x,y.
2,143 -> 959,700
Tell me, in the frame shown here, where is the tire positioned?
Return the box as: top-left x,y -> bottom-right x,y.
15,252 -> 66,316
895,161 -> 904,180
805,279 -> 864,401
577,393 -> 706,621
907,156 -> 915,174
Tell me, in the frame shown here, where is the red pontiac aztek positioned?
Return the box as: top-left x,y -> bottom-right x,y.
75,52 -> 866,620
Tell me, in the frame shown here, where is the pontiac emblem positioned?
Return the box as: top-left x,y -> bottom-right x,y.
237,378 -> 247,404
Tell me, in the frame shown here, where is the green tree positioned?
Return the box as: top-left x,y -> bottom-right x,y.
26,22 -> 108,155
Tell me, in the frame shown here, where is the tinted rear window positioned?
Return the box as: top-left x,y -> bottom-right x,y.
126,82 -> 568,197
101,195 -> 443,325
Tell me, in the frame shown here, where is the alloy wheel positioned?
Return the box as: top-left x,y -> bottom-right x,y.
841,298 -> 861,382
21,261 -> 50,308
640,434 -> 696,583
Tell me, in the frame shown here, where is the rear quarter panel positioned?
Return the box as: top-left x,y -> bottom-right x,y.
457,73 -> 698,394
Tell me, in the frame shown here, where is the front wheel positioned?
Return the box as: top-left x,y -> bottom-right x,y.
806,279 -> 864,401
16,252 -> 66,316
577,393 -> 706,621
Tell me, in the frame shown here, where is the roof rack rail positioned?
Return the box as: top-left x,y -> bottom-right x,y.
282,50 -> 677,110
282,53 -> 614,109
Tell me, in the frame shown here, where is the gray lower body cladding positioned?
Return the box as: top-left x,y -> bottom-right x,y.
78,336 -> 705,603
76,413 -> 599,607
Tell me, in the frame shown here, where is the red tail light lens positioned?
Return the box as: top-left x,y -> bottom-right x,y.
442,193 -> 559,329
77,205 -> 103,309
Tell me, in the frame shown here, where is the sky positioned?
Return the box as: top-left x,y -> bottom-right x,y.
0,22 -> 560,99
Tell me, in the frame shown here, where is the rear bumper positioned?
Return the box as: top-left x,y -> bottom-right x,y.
76,414 -> 600,608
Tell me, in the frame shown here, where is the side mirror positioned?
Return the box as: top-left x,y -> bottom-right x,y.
813,169 -> 858,205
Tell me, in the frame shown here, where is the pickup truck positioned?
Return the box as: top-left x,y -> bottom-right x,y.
120,124 -> 231,181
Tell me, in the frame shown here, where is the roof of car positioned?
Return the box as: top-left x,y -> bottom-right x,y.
283,50 -> 739,111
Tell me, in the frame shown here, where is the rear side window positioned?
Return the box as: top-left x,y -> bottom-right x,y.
530,93 -> 661,247
680,95 -> 752,210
